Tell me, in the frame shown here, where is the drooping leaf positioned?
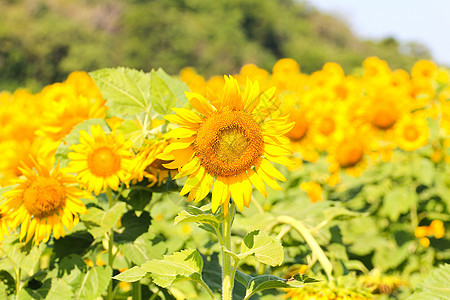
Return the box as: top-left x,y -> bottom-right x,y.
141,249 -> 203,288
239,230 -> 284,266
113,266 -> 148,283
89,67 -> 151,118
174,207 -> 221,231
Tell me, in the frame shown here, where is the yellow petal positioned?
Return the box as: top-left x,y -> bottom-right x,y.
259,158 -> 286,182
247,168 -> 267,199
255,164 -> 283,191
185,92 -> 214,116
229,175 -> 244,212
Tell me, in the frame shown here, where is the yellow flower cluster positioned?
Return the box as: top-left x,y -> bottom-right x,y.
414,220 -> 445,247
0,72 -> 107,187
180,57 -> 450,185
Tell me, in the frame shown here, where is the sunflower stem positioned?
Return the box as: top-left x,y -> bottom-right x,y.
222,203 -> 235,300
106,188 -> 115,300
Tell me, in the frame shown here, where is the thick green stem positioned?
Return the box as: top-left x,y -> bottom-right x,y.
273,216 -> 334,282
106,188 -> 115,300
222,203 -> 235,300
132,281 -> 141,300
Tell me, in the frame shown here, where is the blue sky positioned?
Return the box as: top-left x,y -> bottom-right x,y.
306,0 -> 450,66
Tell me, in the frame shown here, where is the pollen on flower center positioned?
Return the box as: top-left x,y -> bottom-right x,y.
215,128 -> 249,163
194,109 -> 264,177
23,177 -> 66,218
88,146 -> 121,177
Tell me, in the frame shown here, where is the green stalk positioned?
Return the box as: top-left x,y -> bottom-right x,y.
106,188 -> 115,300
132,281 -> 141,300
222,203 -> 235,300
274,216 -> 334,282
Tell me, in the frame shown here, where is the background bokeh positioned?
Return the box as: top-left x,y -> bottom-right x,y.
0,0 -> 436,92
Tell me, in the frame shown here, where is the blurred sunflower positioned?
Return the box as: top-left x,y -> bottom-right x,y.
128,139 -> 177,187
300,181 -> 322,203
68,125 -> 133,195
394,113 -> 429,151
327,128 -> 371,180
160,76 -> 294,214
35,72 -> 107,148
2,157 -> 89,245
284,283 -> 374,300
0,208 -> 10,241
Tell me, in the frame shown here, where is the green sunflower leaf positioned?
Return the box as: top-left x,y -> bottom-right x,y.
89,67 -> 152,118
239,230 -> 284,267
141,249 -> 203,288
112,266 -> 148,283
235,271 -> 318,300
150,70 -> 177,115
71,265 -> 112,300
407,264 -> 450,300
174,206 -> 221,231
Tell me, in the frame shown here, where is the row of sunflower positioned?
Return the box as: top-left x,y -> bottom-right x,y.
0,57 -> 448,299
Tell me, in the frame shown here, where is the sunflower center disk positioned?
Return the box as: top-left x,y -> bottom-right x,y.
337,143 -> 363,168
286,110 -> 308,141
23,177 -> 66,218
88,147 -> 121,177
319,117 -> 335,135
372,107 -> 397,130
195,110 -> 264,177
404,125 -> 419,141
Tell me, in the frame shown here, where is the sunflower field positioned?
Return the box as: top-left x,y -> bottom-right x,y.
0,57 -> 449,300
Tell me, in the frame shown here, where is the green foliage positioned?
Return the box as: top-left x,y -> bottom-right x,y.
0,0 -> 432,91
239,230 -> 284,267
408,264 -> 450,300
89,67 -> 152,118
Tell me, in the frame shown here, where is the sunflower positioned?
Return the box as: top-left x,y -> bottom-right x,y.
68,124 -> 133,195
300,181 -> 322,203
1,157 -> 89,245
159,76 -> 294,214
327,128 -> 371,178
284,282 -> 374,300
128,139 -> 177,187
394,113 -> 429,151
0,208 -> 10,241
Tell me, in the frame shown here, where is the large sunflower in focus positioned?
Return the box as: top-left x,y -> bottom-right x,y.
159,76 -> 294,214
68,125 -> 133,195
2,158 -> 89,245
